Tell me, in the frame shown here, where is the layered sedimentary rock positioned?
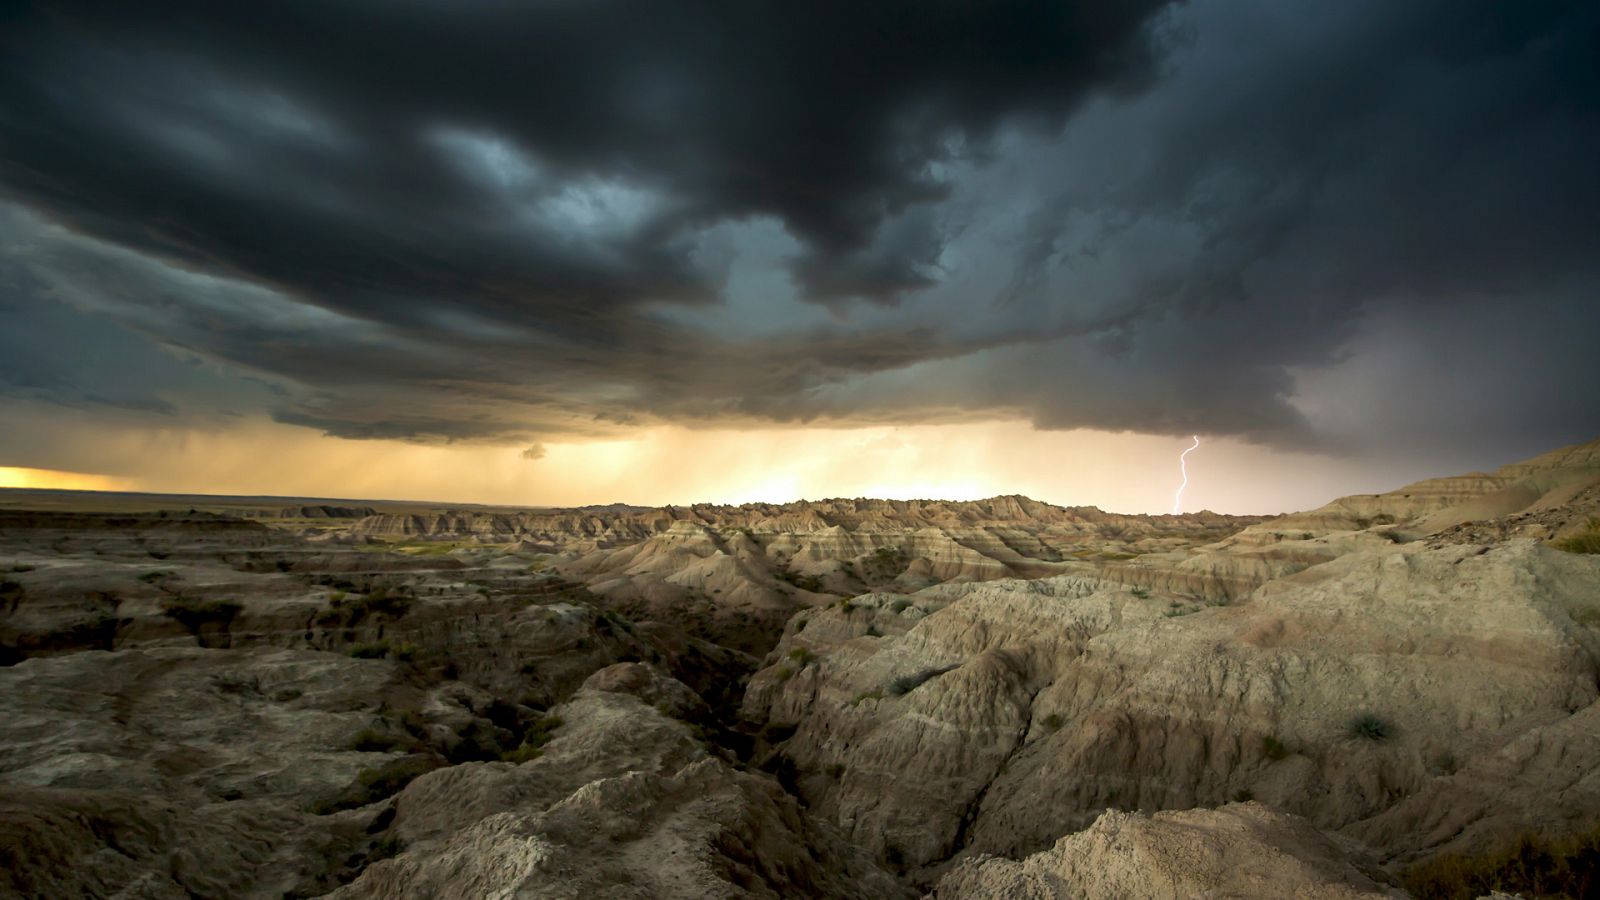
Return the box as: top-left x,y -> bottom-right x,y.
740,539 -> 1600,884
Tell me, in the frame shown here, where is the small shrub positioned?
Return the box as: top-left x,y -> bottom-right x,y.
349,642 -> 390,660
774,666 -> 794,681
1130,587 -> 1150,599
392,642 -> 422,662
865,623 -> 882,637
890,599 -> 913,614
887,665 -> 957,696
10,564 -> 35,573
329,590 -> 347,603
850,689 -> 883,706
1261,735 -> 1290,761
367,835 -> 405,863
1403,827 -> 1600,900
139,571 -> 173,584
1554,518 -> 1600,554
787,647 -> 816,666
839,599 -> 856,613
355,756 -> 437,799
825,763 -> 845,778
1232,789 -> 1255,802
501,714 -> 563,764
1041,713 -> 1065,731
1572,607 -> 1600,628
1346,713 -> 1396,742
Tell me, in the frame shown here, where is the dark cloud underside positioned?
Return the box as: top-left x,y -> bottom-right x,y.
0,0 -> 1596,460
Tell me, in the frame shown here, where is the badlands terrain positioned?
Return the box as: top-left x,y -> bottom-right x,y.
2,438 -> 1599,898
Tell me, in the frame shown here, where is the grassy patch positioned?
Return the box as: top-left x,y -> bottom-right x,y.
774,666 -> 794,682
501,714 -> 564,764
1403,827 -> 1600,900
1130,587 -> 1150,599
1346,713 -> 1396,742
1554,518 -> 1600,554
348,642 -> 390,660
787,646 -> 816,666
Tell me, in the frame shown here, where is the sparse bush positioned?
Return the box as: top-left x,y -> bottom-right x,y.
349,642 -> 390,660
351,728 -> 405,752
774,666 -> 794,681
501,714 -> 563,764
355,756 -> 437,799
865,623 -> 882,637
1262,735 -> 1290,760
1346,713 -> 1396,742
329,590 -> 347,603
1403,827 -> 1600,900
838,598 -> 856,613
1130,587 -> 1150,599
890,599 -> 913,614
391,642 -> 422,662
787,647 -> 815,666
367,835 -> 405,863
887,665 -> 957,696
1554,518 -> 1600,554
850,689 -> 883,706
1041,713 -> 1065,731
1572,607 -> 1600,628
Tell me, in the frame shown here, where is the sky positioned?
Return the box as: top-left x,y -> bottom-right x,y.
1,0 -> 1597,514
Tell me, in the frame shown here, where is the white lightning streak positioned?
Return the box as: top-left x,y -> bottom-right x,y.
1172,435 -> 1200,515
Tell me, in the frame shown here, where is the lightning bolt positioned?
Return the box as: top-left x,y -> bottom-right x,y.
1172,435 -> 1200,515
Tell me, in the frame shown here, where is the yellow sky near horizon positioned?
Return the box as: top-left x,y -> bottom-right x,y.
0,415 -> 1417,515
0,466 -> 136,492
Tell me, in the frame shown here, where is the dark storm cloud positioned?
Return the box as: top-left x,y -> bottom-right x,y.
1,0 -> 1598,457
0,0 -> 1173,316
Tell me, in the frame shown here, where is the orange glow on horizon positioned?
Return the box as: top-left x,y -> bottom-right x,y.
0,466 -> 134,492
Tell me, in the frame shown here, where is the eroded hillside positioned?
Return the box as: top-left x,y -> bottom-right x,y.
2,438 -> 1599,897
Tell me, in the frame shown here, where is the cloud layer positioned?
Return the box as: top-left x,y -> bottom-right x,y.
2,0 -> 1597,466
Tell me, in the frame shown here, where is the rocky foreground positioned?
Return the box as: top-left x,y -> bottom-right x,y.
2,439 -> 1599,897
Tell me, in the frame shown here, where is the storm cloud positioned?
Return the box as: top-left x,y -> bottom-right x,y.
1,0 -> 1597,463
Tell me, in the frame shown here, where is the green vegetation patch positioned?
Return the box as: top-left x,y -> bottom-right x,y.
501,714 -> 564,764
1345,713 -> 1396,742
1553,518 -> 1600,554
1404,827 -> 1600,900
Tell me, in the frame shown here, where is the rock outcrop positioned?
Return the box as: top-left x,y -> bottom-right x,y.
934,803 -> 1406,899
